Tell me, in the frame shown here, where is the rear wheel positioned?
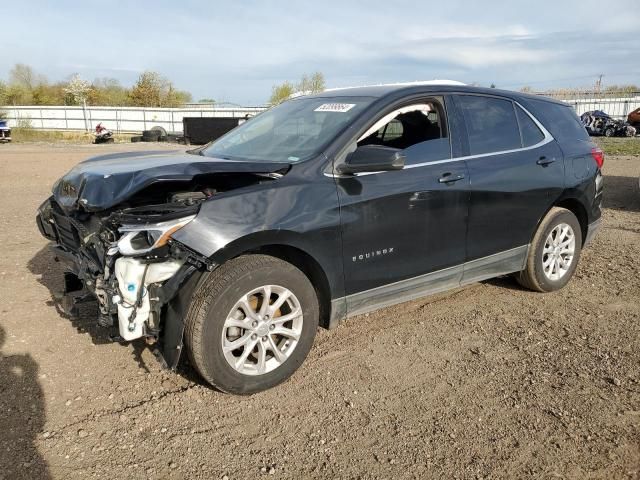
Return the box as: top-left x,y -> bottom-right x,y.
517,207 -> 582,292
184,255 -> 319,394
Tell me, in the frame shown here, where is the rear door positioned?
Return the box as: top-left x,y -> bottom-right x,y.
452,94 -> 564,280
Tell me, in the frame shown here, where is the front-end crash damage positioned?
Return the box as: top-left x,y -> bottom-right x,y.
36,151 -> 289,368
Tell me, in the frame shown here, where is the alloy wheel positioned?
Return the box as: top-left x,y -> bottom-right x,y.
221,285 -> 303,376
542,223 -> 576,281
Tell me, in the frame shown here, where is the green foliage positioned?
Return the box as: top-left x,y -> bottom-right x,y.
16,117 -> 33,129
298,72 -> 325,94
88,78 -> 129,106
0,63 -> 193,107
269,72 -> 326,106
269,81 -> 296,106
604,84 -> 640,94
594,137 -> 640,156
198,98 -> 216,104
129,71 -> 192,107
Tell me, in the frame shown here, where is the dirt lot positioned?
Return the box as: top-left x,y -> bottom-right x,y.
0,143 -> 638,480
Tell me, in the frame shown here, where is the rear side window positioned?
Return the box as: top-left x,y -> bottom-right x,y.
527,99 -> 590,143
457,95 -> 521,155
515,105 -> 545,147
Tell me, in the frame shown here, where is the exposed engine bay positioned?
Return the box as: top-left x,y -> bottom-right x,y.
37,162 -> 284,366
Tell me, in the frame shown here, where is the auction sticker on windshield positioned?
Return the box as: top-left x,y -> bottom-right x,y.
314,103 -> 356,113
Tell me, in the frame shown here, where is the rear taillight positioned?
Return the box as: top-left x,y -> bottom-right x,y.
591,147 -> 604,169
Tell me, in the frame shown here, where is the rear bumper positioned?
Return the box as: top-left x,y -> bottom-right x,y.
584,218 -> 601,247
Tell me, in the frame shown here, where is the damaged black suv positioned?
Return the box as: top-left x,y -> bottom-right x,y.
37,83 -> 603,394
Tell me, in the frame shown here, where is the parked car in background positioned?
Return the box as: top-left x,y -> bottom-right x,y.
581,110 -> 636,137
0,120 -> 11,143
628,107 -> 640,129
37,83 -> 604,394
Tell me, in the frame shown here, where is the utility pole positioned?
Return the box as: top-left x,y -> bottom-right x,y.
595,74 -> 604,93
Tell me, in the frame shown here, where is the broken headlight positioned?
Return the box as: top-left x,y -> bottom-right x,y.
116,215 -> 196,256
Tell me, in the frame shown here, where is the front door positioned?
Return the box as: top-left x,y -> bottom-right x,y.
333,97 -> 469,315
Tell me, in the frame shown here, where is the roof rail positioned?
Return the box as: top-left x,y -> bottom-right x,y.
325,80 -> 466,91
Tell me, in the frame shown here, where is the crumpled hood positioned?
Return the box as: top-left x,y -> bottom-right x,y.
52,150 -> 289,212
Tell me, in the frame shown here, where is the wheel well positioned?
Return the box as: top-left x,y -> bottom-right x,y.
554,198 -> 588,244
246,245 -> 333,330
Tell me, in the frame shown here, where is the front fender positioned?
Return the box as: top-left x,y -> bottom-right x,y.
171,181 -> 344,298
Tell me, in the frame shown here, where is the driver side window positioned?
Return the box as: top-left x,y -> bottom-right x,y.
357,99 -> 451,165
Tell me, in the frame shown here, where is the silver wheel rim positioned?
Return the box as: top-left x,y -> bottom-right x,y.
221,285 -> 303,376
542,223 -> 575,281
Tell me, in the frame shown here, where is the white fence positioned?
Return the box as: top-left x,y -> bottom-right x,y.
0,105 -> 266,133
2,92 -> 639,133
542,93 -> 640,120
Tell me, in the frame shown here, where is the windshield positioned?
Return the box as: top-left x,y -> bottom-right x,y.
202,96 -> 373,162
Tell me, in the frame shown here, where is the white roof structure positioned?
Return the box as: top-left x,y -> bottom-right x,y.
325,80 -> 466,92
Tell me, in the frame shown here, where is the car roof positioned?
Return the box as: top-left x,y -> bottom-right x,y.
304,83 -> 567,106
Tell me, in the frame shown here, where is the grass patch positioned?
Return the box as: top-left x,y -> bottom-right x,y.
594,137 -> 640,156
10,128 -> 134,144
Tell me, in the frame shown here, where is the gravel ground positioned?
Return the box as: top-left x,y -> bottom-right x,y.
0,144 -> 638,480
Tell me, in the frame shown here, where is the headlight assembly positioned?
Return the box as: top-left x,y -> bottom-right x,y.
117,215 -> 196,256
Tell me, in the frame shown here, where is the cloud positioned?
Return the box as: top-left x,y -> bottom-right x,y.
1,1 -> 638,104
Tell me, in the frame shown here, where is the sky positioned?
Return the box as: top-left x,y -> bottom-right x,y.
2,0 -> 639,105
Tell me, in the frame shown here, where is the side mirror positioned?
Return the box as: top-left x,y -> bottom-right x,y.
336,145 -> 405,175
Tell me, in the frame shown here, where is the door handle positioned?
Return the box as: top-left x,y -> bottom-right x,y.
438,172 -> 465,184
536,156 -> 556,166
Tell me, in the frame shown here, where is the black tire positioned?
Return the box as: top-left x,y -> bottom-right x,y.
141,130 -> 161,142
604,127 -> 615,137
150,126 -> 167,137
517,207 -> 582,292
184,255 -> 319,394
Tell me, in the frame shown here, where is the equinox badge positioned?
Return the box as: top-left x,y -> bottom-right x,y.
352,247 -> 395,262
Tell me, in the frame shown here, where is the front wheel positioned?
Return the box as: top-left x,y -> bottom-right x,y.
184,255 -> 319,394
517,207 -> 582,292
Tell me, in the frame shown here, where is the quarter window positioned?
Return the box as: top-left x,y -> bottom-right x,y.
457,95 -> 521,155
516,105 -> 545,147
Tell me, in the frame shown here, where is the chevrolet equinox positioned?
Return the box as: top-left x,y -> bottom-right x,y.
37,83 -> 604,394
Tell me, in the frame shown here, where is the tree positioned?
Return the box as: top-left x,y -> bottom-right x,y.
129,71 -> 164,107
490,83 -> 496,89
604,84 -> 640,94
89,78 -> 129,106
3,84 -> 29,105
164,85 -> 192,107
269,81 -> 296,106
519,86 -> 533,93
298,72 -> 325,94
9,64 -> 36,91
269,72 -> 326,105
129,71 -> 192,107
198,98 -> 216,104
64,74 -> 91,105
